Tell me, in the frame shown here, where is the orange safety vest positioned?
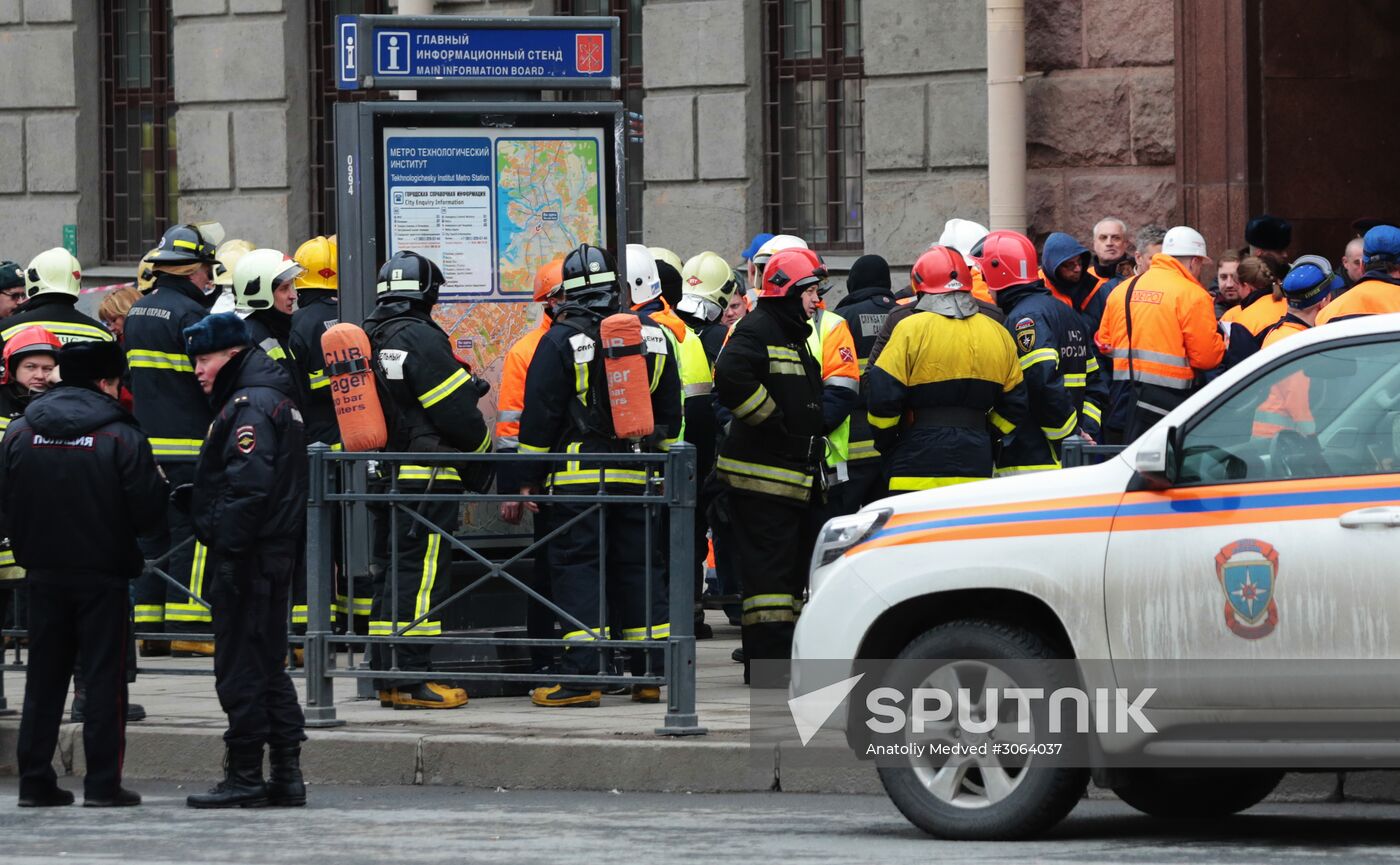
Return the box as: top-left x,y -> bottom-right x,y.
1251,316 -> 1313,437
1095,254 -> 1225,390
1221,290 -> 1289,337
1316,278 -> 1400,324
495,317 -> 550,450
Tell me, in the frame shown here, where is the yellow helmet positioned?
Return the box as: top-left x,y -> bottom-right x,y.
294,234 -> 338,290
647,246 -> 683,275
676,251 -> 736,323
137,248 -> 159,294
213,238 -> 255,287
25,247 -> 82,298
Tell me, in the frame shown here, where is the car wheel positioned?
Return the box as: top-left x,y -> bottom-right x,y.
1112,769 -> 1283,818
875,619 -> 1089,841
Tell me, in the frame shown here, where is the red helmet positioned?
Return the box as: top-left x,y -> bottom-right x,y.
970,230 -> 1038,291
910,246 -> 972,295
2,325 -> 60,384
532,257 -> 565,302
758,248 -> 827,299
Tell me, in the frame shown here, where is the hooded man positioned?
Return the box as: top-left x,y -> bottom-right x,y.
1042,231 -> 1108,334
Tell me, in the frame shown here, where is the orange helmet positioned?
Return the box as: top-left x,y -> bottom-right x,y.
533,257 -> 565,302
2,326 -> 60,384
911,246 -> 972,295
970,230 -> 1038,291
758,248 -> 827,299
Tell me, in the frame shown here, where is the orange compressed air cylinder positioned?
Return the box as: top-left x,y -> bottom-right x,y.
599,313 -> 655,440
321,322 -> 388,452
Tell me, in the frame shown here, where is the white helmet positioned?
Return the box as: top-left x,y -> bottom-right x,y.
751,234 -> 808,270
648,246 -> 683,275
937,218 -> 990,266
233,248 -> 303,312
1162,226 -> 1208,258
25,247 -> 82,298
625,243 -> 662,307
676,251 -> 736,323
213,238 -> 255,287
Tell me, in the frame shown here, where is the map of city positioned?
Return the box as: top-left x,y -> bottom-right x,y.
495,138 -> 603,296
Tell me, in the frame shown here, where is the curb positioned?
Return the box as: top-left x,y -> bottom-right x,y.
3,722 -> 1399,803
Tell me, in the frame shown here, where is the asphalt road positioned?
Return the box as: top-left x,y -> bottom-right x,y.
2,781 -> 1400,865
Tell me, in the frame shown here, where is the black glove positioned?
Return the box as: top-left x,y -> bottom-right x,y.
169,483 -> 194,514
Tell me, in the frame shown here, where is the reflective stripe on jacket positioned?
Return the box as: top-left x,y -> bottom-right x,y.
1096,253 -> 1225,391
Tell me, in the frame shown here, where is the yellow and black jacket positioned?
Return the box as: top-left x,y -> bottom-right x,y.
124,274 -> 216,461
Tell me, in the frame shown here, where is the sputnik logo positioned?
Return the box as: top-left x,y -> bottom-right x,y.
787,673 -> 864,746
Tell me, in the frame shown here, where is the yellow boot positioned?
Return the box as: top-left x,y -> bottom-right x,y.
531,684 -> 601,708
392,682 -> 468,710
170,640 -> 214,658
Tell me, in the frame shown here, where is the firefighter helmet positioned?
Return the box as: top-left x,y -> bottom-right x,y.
135,248 -> 161,294
1,326 -> 60,385
234,248 -> 303,312
294,235 -> 338,290
375,251 -> 446,305
937,218 -> 990,266
561,244 -> 620,313
212,238 -> 255,287
625,243 -> 662,307
970,230 -> 1038,292
676,251 -> 736,322
911,246 -> 973,295
25,248 -> 82,298
758,248 -> 827,299
751,234 -> 809,270
648,246 -> 683,275
532,256 -> 565,303
148,222 -> 222,267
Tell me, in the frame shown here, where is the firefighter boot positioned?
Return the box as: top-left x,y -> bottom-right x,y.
392,682 -> 468,710
186,746 -> 269,809
171,640 -> 215,658
531,684 -> 602,708
266,745 -> 306,807
377,689 -> 394,708
631,684 -> 661,704
138,640 -> 171,658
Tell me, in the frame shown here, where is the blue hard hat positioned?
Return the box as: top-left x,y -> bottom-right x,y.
741,232 -> 775,262
1362,225 -> 1400,263
1282,255 -> 1342,308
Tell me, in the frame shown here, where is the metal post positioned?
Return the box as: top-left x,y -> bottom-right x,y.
0,650 -> 12,716
304,444 -> 344,728
658,443 -> 705,735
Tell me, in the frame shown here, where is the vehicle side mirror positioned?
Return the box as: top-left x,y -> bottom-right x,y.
1133,424 -> 1180,488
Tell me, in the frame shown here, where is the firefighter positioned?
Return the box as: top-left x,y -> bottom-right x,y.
180,313 -> 307,808
497,257 -> 565,675
364,251 -> 490,710
866,247 -> 1029,494
232,249 -> 306,404
713,247 -> 827,681
210,238 -> 254,315
1,248 -> 114,348
123,222 -> 223,656
676,251 -> 738,364
2,339 -> 167,808
830,254 -> 897,513
971,230 -> 1107,476
517,244 -> 681,707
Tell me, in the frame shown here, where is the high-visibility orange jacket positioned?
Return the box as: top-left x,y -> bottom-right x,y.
1221,288 -> 1288,336
1316,278 -> 1400,324
495,317 -> 550,479
970,269 -> 994,306
1252,313 -> 1313,437
1096,253 -> 1225,390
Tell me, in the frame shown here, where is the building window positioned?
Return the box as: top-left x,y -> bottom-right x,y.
309,1 -> 388,238
558,0 -> 645,242
101,0 -> 177,263
763,0 -> 864,249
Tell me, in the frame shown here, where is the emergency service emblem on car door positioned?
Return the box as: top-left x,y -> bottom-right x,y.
1214,538 -> 1280,639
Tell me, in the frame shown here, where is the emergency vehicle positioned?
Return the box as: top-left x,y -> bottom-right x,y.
794,313 -> 1400,839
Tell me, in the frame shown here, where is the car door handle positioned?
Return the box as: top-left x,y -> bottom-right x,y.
1339,507 -> 1400,529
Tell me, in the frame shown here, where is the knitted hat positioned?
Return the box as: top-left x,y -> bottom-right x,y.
183,312 -> 250,357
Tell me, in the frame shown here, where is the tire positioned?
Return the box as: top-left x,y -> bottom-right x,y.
875,619 -> 1089,841
1112,769 -> 1283,818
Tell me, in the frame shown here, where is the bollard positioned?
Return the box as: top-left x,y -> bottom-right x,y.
303,443 -> 344,728
658,442 -> 706,736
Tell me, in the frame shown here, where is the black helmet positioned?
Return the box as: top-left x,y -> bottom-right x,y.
0,260 -> 22,291
147,223 -> 219,266
375,250 -> 446,305
560,244 -> 620,313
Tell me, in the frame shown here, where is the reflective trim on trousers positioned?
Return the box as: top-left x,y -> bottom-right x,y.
621,623 -> 671,640
888,475 -> 984,491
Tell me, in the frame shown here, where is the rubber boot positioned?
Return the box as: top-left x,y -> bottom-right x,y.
186,746 -> 269,809
631,684 -> 661,704
531,684 -> 601,708
171,640 -> 215,658
266,745 -> 306,807
392,682 -> 468,710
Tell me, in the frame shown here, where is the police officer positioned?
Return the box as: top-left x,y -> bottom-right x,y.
866,247 -> 1028,494
232,249 -> 306,406
1,340 -> 167,808
181,313 -> 307,809
1,248 -> 115,348
830,254 -> 897,512
972,231 -> 1107,475
713,247 -> 827,681
365,251 -> 490,710
517,244 -> 681,707
124,222 -> 223,654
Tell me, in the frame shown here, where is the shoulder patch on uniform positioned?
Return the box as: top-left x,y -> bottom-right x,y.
858,312 -> 888,338
235,424 -> 256,454
640,325 -> 669,356
568,332 -> 596,363
1013,316 -> 1037,354
838,346 -> 856,364
378,348 -> 408,380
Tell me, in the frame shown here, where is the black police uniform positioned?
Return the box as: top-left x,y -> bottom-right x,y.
0,293 -> 114,349
832,267 -> 897,513
517,301 -> 682,696
365,296 -> 491,701
995,281 -> 1109,475
0,383 -> 166,805
244,309 -> 305,408
0,381 -> 36,627
189,346 -> 307,800
713,294 -> 824,672
123,273 -> 215,636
